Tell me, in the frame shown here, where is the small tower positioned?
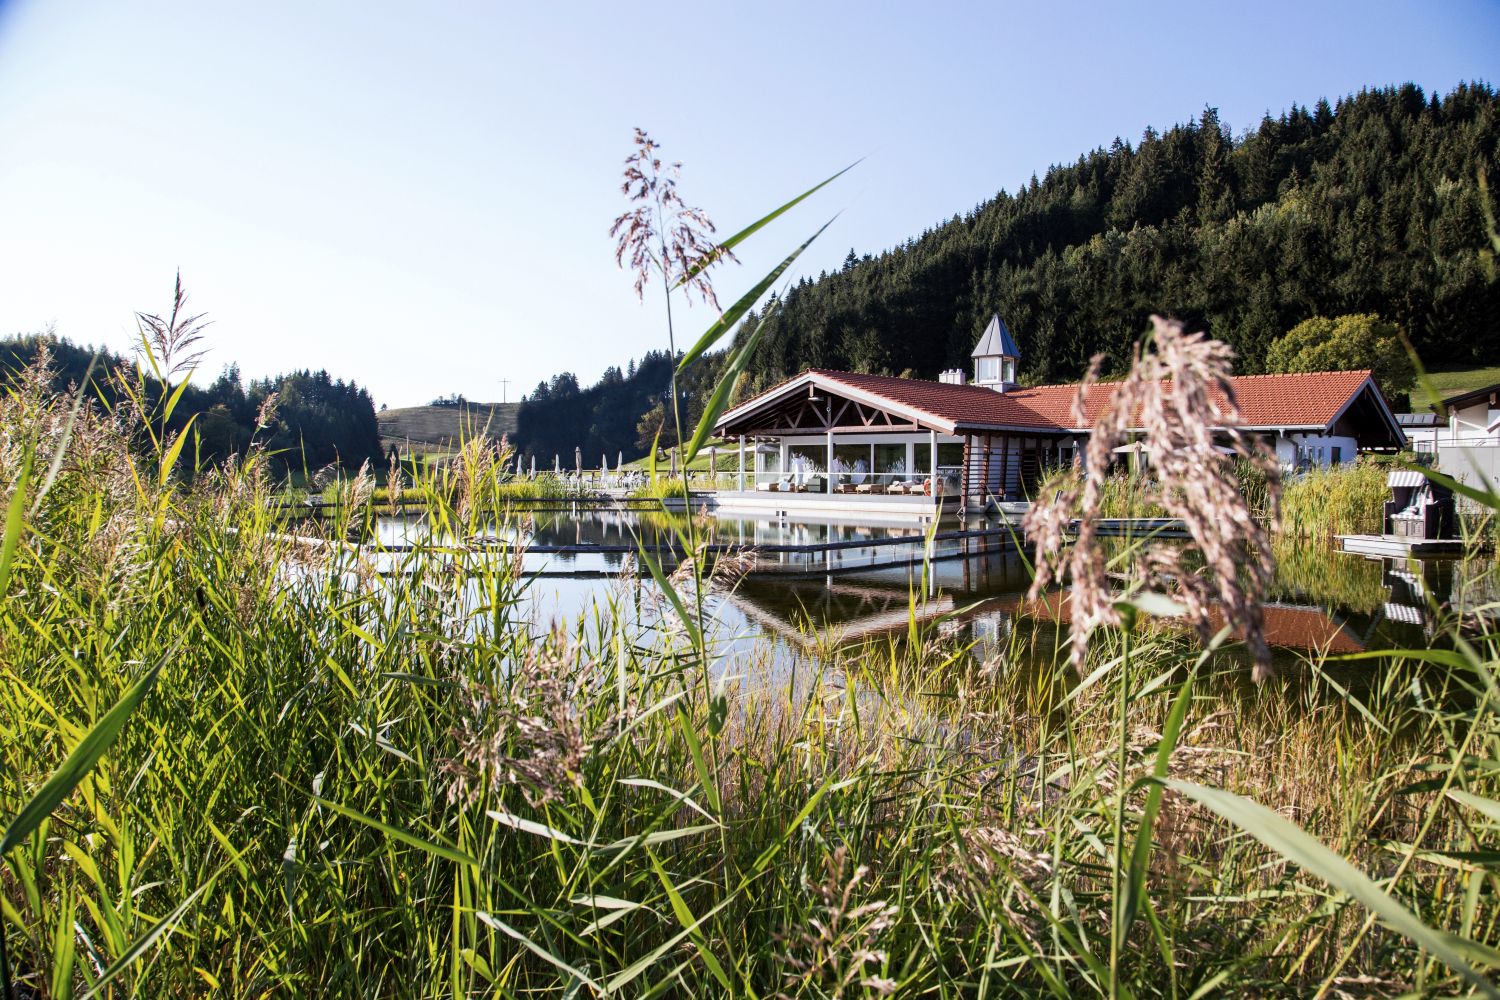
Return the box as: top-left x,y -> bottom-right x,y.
972,314 -> 1020,392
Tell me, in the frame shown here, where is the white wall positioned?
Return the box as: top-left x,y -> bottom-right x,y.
1273,433 -> 1357,469
1447,401 -> 1500,446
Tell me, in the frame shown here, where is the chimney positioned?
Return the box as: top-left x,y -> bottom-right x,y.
938,369 -> 967,385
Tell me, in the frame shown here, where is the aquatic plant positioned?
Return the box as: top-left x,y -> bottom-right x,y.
1025,315 -> 1282,679
7,200 -> 1500,998
1282,459 -> 1392,537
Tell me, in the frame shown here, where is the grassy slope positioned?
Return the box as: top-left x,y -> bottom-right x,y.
1422,364 -> 1500,399
378,402 -> 518,454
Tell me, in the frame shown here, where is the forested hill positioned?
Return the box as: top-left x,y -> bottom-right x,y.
0,334 -> 384,474
733,82 -> 1499,390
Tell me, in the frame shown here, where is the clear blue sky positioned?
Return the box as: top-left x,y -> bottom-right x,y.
0,0 -> 1495,407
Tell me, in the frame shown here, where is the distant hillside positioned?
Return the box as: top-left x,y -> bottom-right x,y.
379,403 -> 518,454
0,334 -> 383,473
517,83 -> 1499,459
731,82 -> 1499,391
1422,364 -> 1500,400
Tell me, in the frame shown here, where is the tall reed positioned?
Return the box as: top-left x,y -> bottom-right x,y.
1282,460 -> 1391,537
1,347 -> 1498,996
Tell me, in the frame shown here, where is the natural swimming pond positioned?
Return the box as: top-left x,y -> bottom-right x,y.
363,506 -> 1497,676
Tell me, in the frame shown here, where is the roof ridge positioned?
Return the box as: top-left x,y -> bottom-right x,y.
1232,369 -> 1373,379
813,368 -> 998,390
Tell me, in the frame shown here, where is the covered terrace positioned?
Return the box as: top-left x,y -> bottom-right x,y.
712,369 -> 1076,515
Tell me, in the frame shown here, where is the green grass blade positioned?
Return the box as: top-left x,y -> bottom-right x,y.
674,159 -> 857,297
605,893 -> 739,993
674,705 -> 720,814
0,447 -> 32,600
78,881 -> 210,1000
1163,778 -> 1500,997
1,651 -> 168,855
314,797 -> 478,867
160,374 -> 193,425
487,807 -> 584,846
1447,789 -> 1500,826
1121,652 -> 1201,937
476,911 -> 602,993
647,848 -> 732,991
677,215 -> 838,375
681,219 -> 835,464
646,426 -> 661,486
31,354 -> 97,515
633,540 -> 702,651
158,413 -> 198,487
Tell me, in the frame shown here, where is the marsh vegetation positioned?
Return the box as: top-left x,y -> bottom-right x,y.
2,332 -> 1500,998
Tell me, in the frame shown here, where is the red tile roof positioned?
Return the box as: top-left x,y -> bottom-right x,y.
720,367 -> 1382,435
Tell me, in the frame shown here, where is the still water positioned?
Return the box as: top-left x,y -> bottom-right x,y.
366,508 -> 1497,673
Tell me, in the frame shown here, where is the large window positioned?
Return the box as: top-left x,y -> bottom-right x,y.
874,443 -> 907,483
788,445 -> 826,490
914,442 -> 964,475
833,444 -> 870,486
976,357 -> 1000,383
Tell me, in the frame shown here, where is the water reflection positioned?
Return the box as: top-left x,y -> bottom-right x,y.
369,509 -> 1495,662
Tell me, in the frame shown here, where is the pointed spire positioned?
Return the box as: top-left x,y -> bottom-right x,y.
971,314 -> 1020,358
973,314 -> 1021,392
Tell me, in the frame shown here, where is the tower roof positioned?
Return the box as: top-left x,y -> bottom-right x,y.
971,314 -> 1020,358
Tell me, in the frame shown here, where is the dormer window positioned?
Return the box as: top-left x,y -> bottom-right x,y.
977,356 -> 1000,384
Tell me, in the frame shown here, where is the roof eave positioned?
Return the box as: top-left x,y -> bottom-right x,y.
715,371 -> 959,436
1324,375 -> 1407,447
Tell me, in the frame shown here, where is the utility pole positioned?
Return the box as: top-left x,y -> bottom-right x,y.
499,379 -> 511,405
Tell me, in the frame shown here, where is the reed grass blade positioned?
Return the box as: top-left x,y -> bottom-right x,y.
1,651 -> 168,856
1163,778 -> 1500,997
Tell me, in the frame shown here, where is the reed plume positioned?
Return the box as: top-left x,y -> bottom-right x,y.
610,128 -> 736,311
134,270 -> 210,381
1024,315 -> 1282,679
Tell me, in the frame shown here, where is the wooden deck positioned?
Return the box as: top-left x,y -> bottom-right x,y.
699,489 -> 956,523
1338,534 -> 1467,557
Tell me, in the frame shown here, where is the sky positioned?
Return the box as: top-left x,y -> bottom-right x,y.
0,1 -> 1496,408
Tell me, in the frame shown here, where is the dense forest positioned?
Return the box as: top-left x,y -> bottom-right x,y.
734,83 -> 1498,388
513,350 -> 722,468
0,334 -> 384,474
517,82 -> 1498,461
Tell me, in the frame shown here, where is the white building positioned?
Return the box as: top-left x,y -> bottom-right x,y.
711,314 -> 1407,518
1402,384 -> 1500,452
